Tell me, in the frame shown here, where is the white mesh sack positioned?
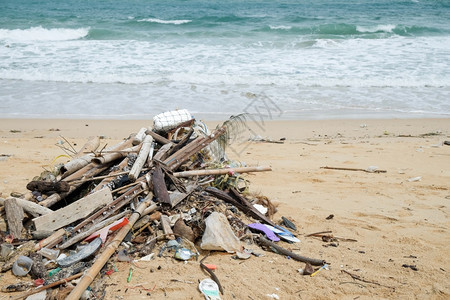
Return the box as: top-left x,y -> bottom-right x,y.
153,109 -> 193,132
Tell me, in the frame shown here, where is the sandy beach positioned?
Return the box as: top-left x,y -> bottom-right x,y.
0,118 -> 449,299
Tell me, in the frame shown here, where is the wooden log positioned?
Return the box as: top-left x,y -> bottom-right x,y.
152,163 -> 171,205
173,166 -> 272,177
40,164 -> 111,207
133,127 -> 148,145
26,181 -> 70,193
145,129 -> 171,145
4,198 -> 24,239
0,197 -> 52,218
160,214 -> 174,240
129,135 -> 153,182
33,188 -> 112,232
66,196 -> 154,300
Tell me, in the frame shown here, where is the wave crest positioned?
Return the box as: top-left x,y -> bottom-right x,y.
356,24 -> 396,33
137,18 -> 191,25
0,26 -> 89,41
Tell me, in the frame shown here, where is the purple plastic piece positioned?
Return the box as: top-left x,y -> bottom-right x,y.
248,223 -> 280,242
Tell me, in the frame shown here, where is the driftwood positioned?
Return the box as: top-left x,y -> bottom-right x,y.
0,197 -> 52,218
257,236 -> 325,266
26,181 -> 70,193
4,198 -> 24,239
66,195 -> 154,300
173,166 -> 272,177
33,188 -> 112,232
129,135 -> 153,182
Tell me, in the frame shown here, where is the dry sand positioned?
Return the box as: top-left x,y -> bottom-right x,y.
0,118 -> 449,299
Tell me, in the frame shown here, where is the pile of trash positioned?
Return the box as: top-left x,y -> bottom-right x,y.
0,110 -> 325,299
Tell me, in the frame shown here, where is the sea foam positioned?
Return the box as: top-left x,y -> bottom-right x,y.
0,26 -> 89,41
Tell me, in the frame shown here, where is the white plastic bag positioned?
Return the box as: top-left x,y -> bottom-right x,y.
153,109 -> 192,132
200,212 -> 241,253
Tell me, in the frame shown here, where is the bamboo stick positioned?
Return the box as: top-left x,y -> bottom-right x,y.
66,194 -> 154,300
129,135 -> 153,182
91,145 -> 140,166
173,166 -> 272,177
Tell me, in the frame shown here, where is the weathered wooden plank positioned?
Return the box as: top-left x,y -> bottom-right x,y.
33,188 -> 113,232
4,198 -> 24,239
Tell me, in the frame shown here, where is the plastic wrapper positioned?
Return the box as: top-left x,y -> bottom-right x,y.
200,212 -> 241,253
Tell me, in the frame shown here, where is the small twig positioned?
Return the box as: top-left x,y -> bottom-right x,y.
341,270 -> 395,289
321,166 -> 387,173
339,281 -> 367,288
200,252 -> 224,295
305,230 -> 332,237
59,135 -> 78,154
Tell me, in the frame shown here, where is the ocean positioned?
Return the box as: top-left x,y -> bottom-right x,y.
0,0 -> 449,120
